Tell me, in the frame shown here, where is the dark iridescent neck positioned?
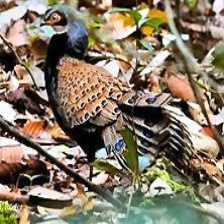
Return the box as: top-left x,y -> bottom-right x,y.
46,21 -> 88,69
45,21 -> 88,107
44,21 -> 88,131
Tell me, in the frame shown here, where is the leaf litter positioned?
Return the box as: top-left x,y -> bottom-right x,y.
0,0 -> 223,223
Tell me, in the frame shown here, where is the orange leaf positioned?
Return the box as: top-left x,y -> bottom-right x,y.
164,71 -> 195,101
21,120 -> 46,138
140,25 -> 154,36
149,8 -> 167,23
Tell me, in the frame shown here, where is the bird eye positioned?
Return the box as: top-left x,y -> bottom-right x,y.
51,13 -> 60,20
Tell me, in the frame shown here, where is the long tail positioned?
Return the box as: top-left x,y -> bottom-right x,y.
114,92 -> 197,172
102,91 -> 219,172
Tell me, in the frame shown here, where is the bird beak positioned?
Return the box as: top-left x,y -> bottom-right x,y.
40,22 -> 46,26
40,20 -> 52,26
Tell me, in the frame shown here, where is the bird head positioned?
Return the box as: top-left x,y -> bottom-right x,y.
43,5 -> 88,61
42,5 -> 82,33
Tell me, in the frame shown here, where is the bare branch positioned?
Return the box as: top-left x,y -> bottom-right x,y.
0,116 -> 123,208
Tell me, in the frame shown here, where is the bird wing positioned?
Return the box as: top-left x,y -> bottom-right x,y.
56,57 -> 130,127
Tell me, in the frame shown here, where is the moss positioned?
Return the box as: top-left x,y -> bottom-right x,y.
0,201 -> 17,224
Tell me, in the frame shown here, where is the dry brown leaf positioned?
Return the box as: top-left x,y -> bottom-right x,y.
21,120 -> 46,138
0,146 -> 25,163
7,19 -> 29,47
50,123 -> 70,141
0,145 -> 48,184
30,39 -> 48,62
164,71 -> 195,101
75,184 -> 94,212
192,159 -> 223,178
92,172 -> 109,185
14,64 -> 27,79
103,13 -> 136,40
6,87 -> 47,115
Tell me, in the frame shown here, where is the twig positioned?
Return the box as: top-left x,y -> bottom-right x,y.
164,0 -> 224,152
87,50 -> 135,70
0,116 -> 123,209
0,191 -> 29,205
0,34 -> 39,90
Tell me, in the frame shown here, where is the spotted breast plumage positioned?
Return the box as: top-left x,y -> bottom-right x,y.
43,5 -> 219,174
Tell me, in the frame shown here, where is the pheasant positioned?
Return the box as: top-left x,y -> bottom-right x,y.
42,5 -> 219,173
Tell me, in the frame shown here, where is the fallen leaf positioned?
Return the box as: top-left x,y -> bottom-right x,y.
50,123 -> 70,142
187,101 -> 207,125
0,100 -> 17,122
96,59 -> 120,77
21,120 -> 46,138
201,127 -> 214,138
6,86 -> 47,115
140,25 -> 154,36
22,0 -> 47,15
0,5 -> 27,32
7,19 -> 29,47
164,71 -> 195,101
140,50 -> 170,76
103,12 -> 136,40
92,172 -> 109,185
8,75 -> 19,91
23,65 -> 45,88
213,0 -> 224,14
149,8 -> 167,23
14,64 -> 27,79
29,187 -> 72,208
0,142 -> 48,185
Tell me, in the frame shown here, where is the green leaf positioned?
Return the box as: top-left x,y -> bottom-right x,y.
129,10 -> 142,24
121,128 -> 139,176
144,18 -> 163,29
93,159 -> 125,176
145,167 -> 188,192
184,0 -> 198,9
48,0 -> 58,6
109,7 -> 142,24
212,43 -> 224,70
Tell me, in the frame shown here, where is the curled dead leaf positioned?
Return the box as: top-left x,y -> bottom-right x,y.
164,71 -> 195,101
6,86 -> 47,115
0,145 -> 48,185
50,123 -> 70,142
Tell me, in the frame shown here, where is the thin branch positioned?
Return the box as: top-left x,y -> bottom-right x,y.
164,0 -> 224,152
0,191 -> 29,205
0,116 -> 123,209
0,34 -> 39,90
87,50 -> 135,70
